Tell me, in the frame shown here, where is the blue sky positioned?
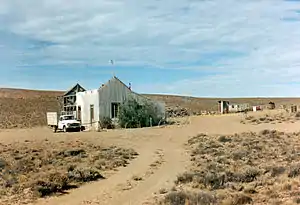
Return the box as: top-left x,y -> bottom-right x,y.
1,1 -> 300,97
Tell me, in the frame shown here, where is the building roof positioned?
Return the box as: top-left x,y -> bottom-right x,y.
99,75 -> 155,102
99,75 -> 130,91
63,83 -> 86,96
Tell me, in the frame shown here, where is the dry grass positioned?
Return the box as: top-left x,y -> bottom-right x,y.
0,97 -> 60,129
241,112 -> 300,125
161,191 -> 217,205
161,130 -> 300,205
0,139 -> 138,204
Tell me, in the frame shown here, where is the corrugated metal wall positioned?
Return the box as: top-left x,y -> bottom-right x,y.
98,77 -> 165,119
98,78 -> 135,118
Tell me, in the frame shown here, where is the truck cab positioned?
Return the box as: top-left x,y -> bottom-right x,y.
57,115 -> 82,132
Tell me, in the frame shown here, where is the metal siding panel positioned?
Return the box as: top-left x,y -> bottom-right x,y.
97,77 -> 165,120
99,78 -> 131,118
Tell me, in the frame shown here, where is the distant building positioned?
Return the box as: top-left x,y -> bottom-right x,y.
218,100 -> 230,114
76,76 -> 165,130
228,103 -> 250,113
218,100 -> 250,114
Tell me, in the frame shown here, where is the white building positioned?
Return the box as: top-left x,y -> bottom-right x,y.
76,76 -> 165,130
228,103 -> 250,113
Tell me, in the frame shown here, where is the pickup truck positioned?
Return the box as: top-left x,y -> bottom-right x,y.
47,112 -> 85,133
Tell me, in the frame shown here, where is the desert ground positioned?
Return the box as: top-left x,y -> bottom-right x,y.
2,89 -> 300,204
1,108 -> 300,204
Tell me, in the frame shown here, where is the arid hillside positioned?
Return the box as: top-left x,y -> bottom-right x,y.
145,94 -> 300,112
0,88 -> 63,129
0,88 -> 63,99
1,88 -> 300,129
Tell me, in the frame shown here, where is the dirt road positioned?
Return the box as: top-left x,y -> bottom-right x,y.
1,111 -> 300,205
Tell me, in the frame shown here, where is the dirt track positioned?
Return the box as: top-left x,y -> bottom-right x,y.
1,110 -> 300,205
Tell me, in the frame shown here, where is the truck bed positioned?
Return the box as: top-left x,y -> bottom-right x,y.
47,112 -> 58,126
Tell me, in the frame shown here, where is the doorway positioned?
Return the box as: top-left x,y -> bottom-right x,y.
90,104 -> 94,125
77,106 -> 81,121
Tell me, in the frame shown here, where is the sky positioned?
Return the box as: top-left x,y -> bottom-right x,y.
1,0 -> 300,97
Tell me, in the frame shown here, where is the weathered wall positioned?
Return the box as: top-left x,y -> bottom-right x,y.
76,89 -> 100,130
228,104 -> 239,113
228,103 -> 250,113
98,77 -> 165,119
98,78 -> 137,118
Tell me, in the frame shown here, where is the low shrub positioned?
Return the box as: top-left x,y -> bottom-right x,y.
175,172 -> 199,185
0,141 -> 138,201
270,166 -> 286,177
162,191 -> 217,205
99,117 -> 114,129
118,98 -> 163,128
231,194 -> 253,205
288,164 -> 300,178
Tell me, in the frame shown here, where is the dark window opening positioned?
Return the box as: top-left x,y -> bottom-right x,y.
111,103 -> 120,118
90,104 -> 94,123
78,106 -> 81,121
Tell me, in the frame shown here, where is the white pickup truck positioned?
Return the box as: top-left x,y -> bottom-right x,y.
47,112 -> 85,133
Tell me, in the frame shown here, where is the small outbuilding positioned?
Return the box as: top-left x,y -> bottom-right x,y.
218,100 -> 250,114
218,100 -> 230,114
228,103 -> 250,113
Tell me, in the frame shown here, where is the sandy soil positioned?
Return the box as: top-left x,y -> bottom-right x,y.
0,110 -> 299,205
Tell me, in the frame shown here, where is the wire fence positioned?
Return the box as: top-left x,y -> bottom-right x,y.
79,115 -> 193,132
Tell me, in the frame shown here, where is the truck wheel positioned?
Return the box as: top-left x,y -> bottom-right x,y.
63,126 -> 67,133
53,126 -> 57,133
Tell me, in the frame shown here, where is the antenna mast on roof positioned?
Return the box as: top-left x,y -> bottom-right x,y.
110,60 -> 115,77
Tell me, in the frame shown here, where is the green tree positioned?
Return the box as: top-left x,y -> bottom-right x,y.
118,98 -> 162,128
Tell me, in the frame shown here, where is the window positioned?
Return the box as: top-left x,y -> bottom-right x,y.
90,104 -> 94,122
111,103 -> 120,118
77,106 -> 81,121
64,115 -> 75,120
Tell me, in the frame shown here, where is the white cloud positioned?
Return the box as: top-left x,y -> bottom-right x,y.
1,0 -> 300,96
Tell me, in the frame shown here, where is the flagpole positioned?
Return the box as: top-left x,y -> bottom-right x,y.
110,60 -> 115,77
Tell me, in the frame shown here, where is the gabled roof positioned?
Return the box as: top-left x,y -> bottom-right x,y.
99,75 -> 131,91
63,83 -> 86,96
99,75 -> 157,103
